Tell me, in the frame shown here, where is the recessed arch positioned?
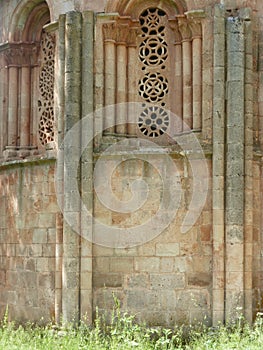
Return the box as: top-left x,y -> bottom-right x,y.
9,0 -> 51,42
105,0 -> 187,18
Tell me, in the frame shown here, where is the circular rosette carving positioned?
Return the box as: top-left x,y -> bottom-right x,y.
139,8 -> 166,29
139,36 -> 168,67
139,72 -> 168,103
138,106 -> 169,138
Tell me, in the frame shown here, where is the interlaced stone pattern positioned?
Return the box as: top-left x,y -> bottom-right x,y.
138,8 -> 170,138
38,31 -> 55,146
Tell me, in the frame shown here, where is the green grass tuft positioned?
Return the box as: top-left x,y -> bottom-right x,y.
0,306 -> 262,350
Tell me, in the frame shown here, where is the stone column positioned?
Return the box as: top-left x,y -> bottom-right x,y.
241,8 -> 253,323
56,15 -> 66,148
103,22 -> 116,134
62,11 -> 82,323
178,18 -> 192,130
170,19 -> 183,133
116,24 -> 128,135
55,213 -> 63,323
19,65 -> 31,153
212,4 -> 226,326
127,27 -> 138,135
7,66 -> 19,151
80,10 -> 94,323
55,14 -> 66,324
31,64 -> 39,148
225,14 -> 245,322
189,21 -> 202,131
0,53 -> 8,156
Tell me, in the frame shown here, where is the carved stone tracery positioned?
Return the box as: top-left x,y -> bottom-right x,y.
101,4 -> 204,138
38,30 -> 55,146
138,8 -> 170,138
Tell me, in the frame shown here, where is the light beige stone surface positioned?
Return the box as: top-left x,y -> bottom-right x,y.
0,0 -> 262,328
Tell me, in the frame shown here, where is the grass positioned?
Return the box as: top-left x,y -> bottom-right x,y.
0,304 -> 262,350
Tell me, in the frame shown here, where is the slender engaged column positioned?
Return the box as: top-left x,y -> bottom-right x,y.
179,19 -> 192,130
55,14 -> 66,323
116,24 -> 128,135
0,58 -> 8,155
103,23 -> 116,133
174,40 -> 183,132
8,66 -> 18,148
20,66 -> 31,148
212,4 -> 226,325
189,20 -> 202,131
127,27 -> 138,136
169,20 -> 183,133
80,10 -> 94,323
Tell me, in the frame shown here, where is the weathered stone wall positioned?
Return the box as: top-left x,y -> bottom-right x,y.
0,0 -> 262,328
93,154 -> 212,326
0,160 -> 60,323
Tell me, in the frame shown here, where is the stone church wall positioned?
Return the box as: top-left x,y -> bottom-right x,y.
0,161 -> 60,322
0,0 -> 262,327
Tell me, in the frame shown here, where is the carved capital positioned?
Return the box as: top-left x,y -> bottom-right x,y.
116,24 -> 129,44
103,22 -> 117,42
169,19 -> 182,44
178,18 -> 192,41
188,20 -> 202,39
127,26 -> 140,46
2,42 -> 39,67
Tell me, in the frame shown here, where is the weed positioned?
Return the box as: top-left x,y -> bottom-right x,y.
0,307 -> 262,349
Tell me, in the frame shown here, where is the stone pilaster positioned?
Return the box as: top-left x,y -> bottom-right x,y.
62,11 -> 82,323
225,13 -> 245,322
80,10 -> 94,324
55,13 -> 66,324
212,4 -> 226,326
241,8 -> 254,324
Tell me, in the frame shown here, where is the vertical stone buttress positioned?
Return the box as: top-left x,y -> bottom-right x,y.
55,14 -> 66,323
57,10 -> 94,324
225,13 -> 245,321
62,11 -> 82,322
80,11 -> 94,322
213,4 -> 226,325
242,8 -> 254,323
213,5 -> 253,324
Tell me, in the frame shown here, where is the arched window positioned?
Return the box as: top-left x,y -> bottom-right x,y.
0,1 -> 54,159
98,0 -> 204,141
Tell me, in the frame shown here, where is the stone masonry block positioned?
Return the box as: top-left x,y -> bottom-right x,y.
134,257 -> 160,272
33,229 -> 48,244
187,272 -> 211,287
93,273 -> 122,289
160,257 -> 174,272
150,273 -> 185,290
110,258 -> 134,273
156,243 -> 179,256
125,273 -> 149,289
